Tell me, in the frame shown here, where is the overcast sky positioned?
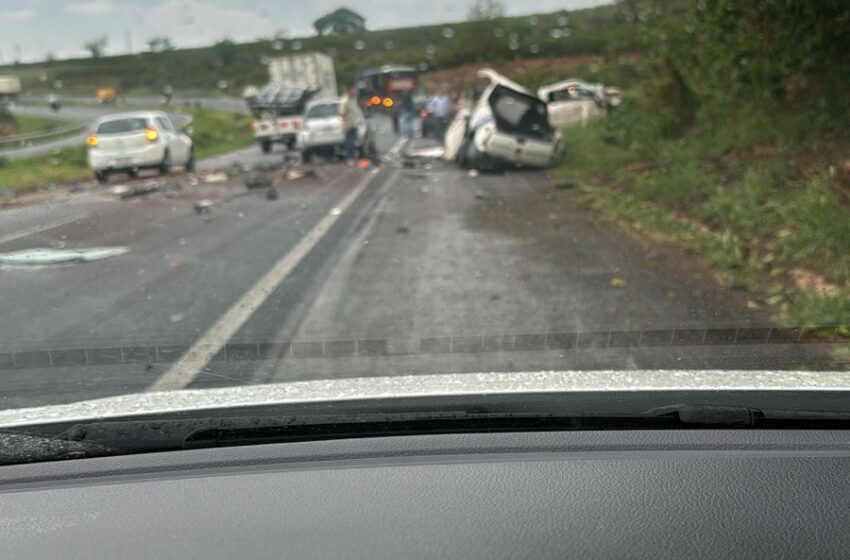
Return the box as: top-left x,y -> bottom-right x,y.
0,0 -> 611,63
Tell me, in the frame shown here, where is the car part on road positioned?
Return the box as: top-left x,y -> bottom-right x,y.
0,247 -> 129,266
266,187 -> 279,200
194,199 -> 214,214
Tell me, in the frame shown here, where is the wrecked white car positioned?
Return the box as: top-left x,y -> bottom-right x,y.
538,79 -> 624,129
445,69 -> 562,172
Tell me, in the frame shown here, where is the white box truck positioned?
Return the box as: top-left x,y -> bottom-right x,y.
247,53 -> 337,153
0,75 -> 22,103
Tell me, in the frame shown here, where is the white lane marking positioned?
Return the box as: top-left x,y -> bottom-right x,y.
149,137 -> 406,392
0,213 -> 88,246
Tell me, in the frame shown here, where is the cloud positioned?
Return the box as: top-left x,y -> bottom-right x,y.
64,1 -> 114,17
127,0 -> 278,48
0,8 -> 35,21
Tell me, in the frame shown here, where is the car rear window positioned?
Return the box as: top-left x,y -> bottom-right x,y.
96,118 -> 148,134
489,85 -> 552,140
307,104 -> 340,119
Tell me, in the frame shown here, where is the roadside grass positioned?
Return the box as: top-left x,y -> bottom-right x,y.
557,103 -> 850,328
6,114 -> 75,135
0,108 -> 253,193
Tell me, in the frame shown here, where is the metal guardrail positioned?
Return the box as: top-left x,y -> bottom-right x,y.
0,123 -> 85,147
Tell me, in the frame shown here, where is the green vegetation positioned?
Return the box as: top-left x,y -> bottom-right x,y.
0,108 -> 253,193
4,114 -> 73,136
1,4 -> 635,95
557,1 -> 850,328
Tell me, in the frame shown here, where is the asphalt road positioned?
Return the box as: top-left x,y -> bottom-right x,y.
0,116 -> 838,410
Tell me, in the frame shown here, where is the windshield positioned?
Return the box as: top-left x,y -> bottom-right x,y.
96,118 -> 148,134
306,103 -> 340,119
0,0 -> 848,458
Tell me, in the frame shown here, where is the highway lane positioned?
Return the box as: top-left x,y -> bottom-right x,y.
0,118 -> 838,410
3,95 -> 242,159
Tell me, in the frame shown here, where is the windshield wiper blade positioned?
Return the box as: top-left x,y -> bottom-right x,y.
10,405 -> 850,465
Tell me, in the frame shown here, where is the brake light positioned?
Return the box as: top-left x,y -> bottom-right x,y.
278,120 -> 289,129
369,96 -> 381,106
86,135 -> 98,147
143,127 -> 159,142
382,97 -> 394,108
292,119 -> 301,128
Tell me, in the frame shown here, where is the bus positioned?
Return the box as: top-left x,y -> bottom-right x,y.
355,65 -> 420,131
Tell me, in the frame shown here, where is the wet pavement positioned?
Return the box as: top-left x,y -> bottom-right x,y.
0,119 -> 840,410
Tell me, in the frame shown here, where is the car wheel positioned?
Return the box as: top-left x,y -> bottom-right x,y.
302,149 -> 313,163
127,168 -> 139,179
185,150 -> 196,172
286,138 -> 296,151
260,139 -> 272,154
95,170 -> 109,184
159,150 -> 171,175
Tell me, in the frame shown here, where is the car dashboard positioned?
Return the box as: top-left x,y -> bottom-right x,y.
1,429 -> 849,558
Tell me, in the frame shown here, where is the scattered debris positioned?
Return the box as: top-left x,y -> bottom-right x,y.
396,226 -> 410,234
110,182 -> 160,199
402,160 -> 416,169
245,174 -> 273,189
791,268 -> 841,297
188,175 -> 199,187
330,207 -> 342,216
286,169 -> 305,180
746,300 -> 761,310
468,169 -> 479,177
266,187 -> 279,200
554,180 -> 577,190
610,277 -> 627,288
109,185 -> 131,197
403,173 -> 428,180
420,186 -> 430,194
169,313 -> 185,323
253,160 -> 282,172
202,172 -> 228,184
409,146 -> 445,159
474,191 -> 488,200
0,247 -> 129,266
544,193 -> 555,202
194,199 -> 214,213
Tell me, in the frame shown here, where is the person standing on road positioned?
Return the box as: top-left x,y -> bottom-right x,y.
400,91 -> 416,139
340,86 -> 363,164
426,85 -> 451,140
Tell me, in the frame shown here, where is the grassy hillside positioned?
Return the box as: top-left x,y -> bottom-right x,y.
556,1 -> 850,329
1,5 -> 635,96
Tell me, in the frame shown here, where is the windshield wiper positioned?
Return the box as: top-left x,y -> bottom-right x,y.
6,405 -> 850,466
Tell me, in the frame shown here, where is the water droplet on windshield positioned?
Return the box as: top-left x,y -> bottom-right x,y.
327,47 -> 337,56
259,56 -> 270,65
292,40 -> 303,51
561,28 -> 572,37
529,44 -> 540,54
557,15 -> 569,26
417,62 -> 428,71
529,15 -> 539,26
354,40 -> 366,50
442,27 -> 455,39
590,63 -> 600,74
550,29 -> 562,39
493,28 -> 504,38
272,40 -> 284,51
509,40 -> 520,51
384,40 -> 394,50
